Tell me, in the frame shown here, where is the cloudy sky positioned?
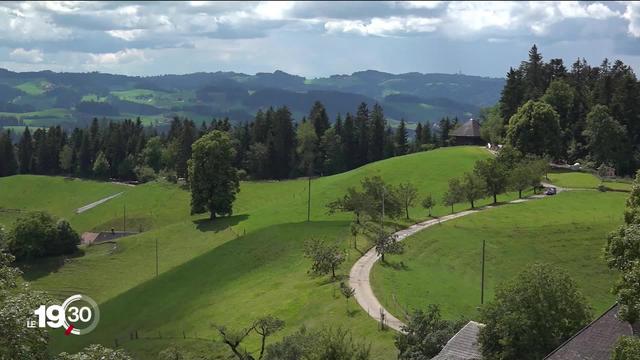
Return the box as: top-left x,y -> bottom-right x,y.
1,1 -> 639,78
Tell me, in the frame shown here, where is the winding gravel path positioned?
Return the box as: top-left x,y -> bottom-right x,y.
349,195 -> 551,332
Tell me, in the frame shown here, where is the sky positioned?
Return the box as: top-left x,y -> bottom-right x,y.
1,1 -> 639,78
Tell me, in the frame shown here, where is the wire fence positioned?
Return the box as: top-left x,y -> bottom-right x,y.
111,328 -> 217,348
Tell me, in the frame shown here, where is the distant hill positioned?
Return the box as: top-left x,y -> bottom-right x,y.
0,68 -> 503,129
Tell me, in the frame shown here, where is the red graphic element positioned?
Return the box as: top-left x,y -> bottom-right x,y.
64,324 -> 74,336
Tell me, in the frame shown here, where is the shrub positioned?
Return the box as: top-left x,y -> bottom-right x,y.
7,212 -> 80,260
134,165 -> 157,183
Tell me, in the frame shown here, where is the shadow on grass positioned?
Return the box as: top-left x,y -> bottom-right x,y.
193,214 -> 249,233
19,249 -> 86,282
379,260 -> 409,271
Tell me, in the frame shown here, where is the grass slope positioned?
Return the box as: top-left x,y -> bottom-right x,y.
548,171 -> 632,191
1,146 -> 489,358
371,191 -> 625,323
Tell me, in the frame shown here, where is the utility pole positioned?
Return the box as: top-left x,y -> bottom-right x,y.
155,238 -> 159,277
481,240 -> 486,305
307,177 -> 311,222
381,186 -> 385,226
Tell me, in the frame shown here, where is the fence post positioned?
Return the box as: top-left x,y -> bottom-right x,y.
135,330 -> 138,339
114,338 -> 119,348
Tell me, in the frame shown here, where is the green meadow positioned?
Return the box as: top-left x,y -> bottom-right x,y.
372,190 -> 626,322
0,146 -> 490,358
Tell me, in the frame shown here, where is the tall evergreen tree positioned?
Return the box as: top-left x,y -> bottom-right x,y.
523,44 -> 546,100
0,130 -> 17,177
500,68 -> 526,122
395,119 -> 409,156
17,127 -> 33,174
268,106 -> 296,179
309,101 -> 330,139
355,102 -> 370,167
341,113 -> 357,169
368,103 -> 385,162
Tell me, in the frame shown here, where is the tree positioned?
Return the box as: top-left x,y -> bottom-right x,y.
327,187 -> 369,224
461,172 -> 486,208
396,304 -> 466,360
614,262 -> 640,324
303,238 -> 345,279
56,345 -> 133,360
355,103 -> 370,167
368,103 -> 385,162
320,127 -> 344,175
523,44 -> 545,100
479,105 -> 505,144
542,79 -> 574,152
0,252 -> 51,360
605,224 -> 640,272
141,136 -> 163,172
360,176 -> 403,221
18,127 -> 33,174
373,228 -> 403,262
506,100 -> 562,158
7,212 -> 79,260
339,282 -> 356,314
479,263 -> 592,360
296,121 -> 318,176
397,182 -> 418,219
92,151 -> 110,179
395,119 -> 409,156
611,336 -> 640,360
309,101 -> 330,140
499,67 -> 526,122
421,194 -> 435,217
188,130 -> 240,220
508,161 -> 539,198
625,171 -> 640,225
583,105 -> 630,174
474,158 -> 508,204
442,178 -> 464,213
216,316 -> 285,360
58,145 -> 73,173
0,130 -> 17,177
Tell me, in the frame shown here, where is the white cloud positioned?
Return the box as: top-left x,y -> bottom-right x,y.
624,2 -> 640,37
325,16 -> 440,36
398,1 -> 444,10
9,48 -> 44,63
88,48 -> 147,66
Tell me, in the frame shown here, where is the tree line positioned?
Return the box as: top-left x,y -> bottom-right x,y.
0,101 -> 454,181
482,44 -> 640,176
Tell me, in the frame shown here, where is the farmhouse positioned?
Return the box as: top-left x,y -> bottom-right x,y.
544,304 -> 639,360
451,118 -> 483,146
431,321 -> 484,360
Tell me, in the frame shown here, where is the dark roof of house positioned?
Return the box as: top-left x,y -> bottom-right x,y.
432,321 -> 484,360
451,119 -> 481,138
544,304 -> 635,360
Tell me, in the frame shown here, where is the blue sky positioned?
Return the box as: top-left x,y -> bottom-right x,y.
1,1 -> 639,78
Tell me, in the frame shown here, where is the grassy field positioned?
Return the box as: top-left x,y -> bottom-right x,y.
371,190 -> 625,323
0,146 -> 490,358
15,80 -> 50,95
548,171 -> 632,191
110,89 -> 196,108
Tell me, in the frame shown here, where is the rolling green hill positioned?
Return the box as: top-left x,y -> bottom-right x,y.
0,146 -> 490,359
0,68 -> 503,131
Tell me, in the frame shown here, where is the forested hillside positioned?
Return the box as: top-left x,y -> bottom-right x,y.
0,68 -> 501,130
482,45 -> 640,176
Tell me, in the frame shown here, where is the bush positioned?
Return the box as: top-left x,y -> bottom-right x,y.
134,165 -> 157,183
8,212 -> 80,260
597,184 -> 607,192
159,169 -> 177,183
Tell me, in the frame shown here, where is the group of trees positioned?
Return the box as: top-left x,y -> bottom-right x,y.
483,45 -> 640,176
215,315 -> 371,360
442,147 -> 547,211
1,211 -> 80,261
0,100 -> 445,182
